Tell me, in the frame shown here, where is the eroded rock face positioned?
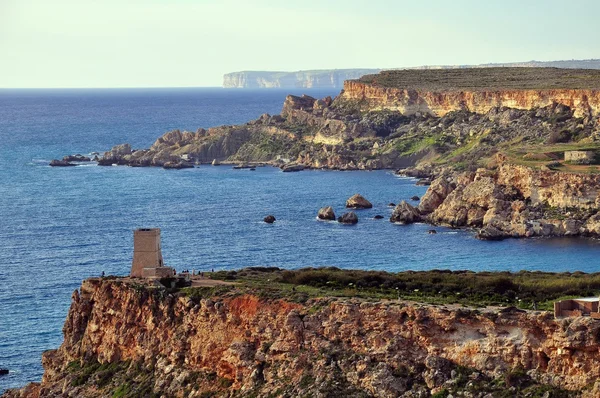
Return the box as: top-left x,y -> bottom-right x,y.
7,279 -> 600,397
419,164 -> 600,239
346,194 -> 373,209
317,206 -> 336,220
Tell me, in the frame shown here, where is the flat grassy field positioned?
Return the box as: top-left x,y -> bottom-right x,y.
357,67 -> 600,91
177,267 -> 600,312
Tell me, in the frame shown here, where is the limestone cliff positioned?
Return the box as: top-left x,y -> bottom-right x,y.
409,163 -> 600,239
4,278 -> 600,397
339,69 -> 600,118
223,69 -> 381,89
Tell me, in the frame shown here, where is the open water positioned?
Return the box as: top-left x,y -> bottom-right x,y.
1,87 -> 600,392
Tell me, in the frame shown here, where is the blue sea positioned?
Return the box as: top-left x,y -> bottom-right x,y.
1,87 -> 600,392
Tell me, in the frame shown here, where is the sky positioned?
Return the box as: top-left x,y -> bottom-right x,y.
1,0 -> 599,88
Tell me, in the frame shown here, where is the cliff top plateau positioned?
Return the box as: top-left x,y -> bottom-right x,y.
356,67 -> 600,91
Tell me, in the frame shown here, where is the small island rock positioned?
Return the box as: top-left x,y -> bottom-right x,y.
63,154 -> 91,162
346,194 -> 373,209
390,201 -> 421,224
338,212 -> 358,224
211,159 -> 220,166
374,215 -> 384,219
264,215 -> 276,224
428,229 -> 437,234
49,159 -> 76,167
388,202 -> 396,207
410,195 -> 420,201
0,368 -> 8,376
317,206 -> 336,220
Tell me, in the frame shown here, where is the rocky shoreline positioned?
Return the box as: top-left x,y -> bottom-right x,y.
49,68 -> 600,241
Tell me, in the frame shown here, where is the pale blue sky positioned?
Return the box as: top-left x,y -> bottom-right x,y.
1,0 -> 598,88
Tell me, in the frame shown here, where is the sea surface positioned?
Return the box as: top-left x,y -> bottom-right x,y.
1,87 -> 600,392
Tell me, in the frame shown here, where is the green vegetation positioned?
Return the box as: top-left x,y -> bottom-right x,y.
198,267 -> 600,311
358,67 -> 600,90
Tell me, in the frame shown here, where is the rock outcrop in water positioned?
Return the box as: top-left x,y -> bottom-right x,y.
403,163 -> 600,239
4,278 -> 600,397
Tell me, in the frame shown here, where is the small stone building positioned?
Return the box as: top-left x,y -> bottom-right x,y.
130,228 -> 175,278
554,297 -> 600,319
564,150 -> 596,164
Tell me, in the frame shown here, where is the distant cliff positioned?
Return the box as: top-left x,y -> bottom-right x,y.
223,59 -> 600,88
223,69 -> 381,88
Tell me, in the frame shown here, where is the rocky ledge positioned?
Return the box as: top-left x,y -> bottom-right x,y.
394,162 -> 600,240
4,276 -> 600,397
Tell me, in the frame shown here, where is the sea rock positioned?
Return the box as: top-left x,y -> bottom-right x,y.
0,368 -> 8,375
410,195 -> 420,201
317,206 -> 336,221
281,164 -> 305,172
263,215 -> 276,224
476,225 -> 508,241
233,163 -> 251,169
49,159 -> 76,167
63,154 -> 91,162
346,194 -> 373,209
428,229 -> 437,234
388,202 -> 396,207
374,215 -> 384,219
415,178 -> 432,186
337,212 -> 358,224
162,162 -> 193,170
108,143 -> 132,157
212,159 -> 220,166
390,201 -> 421,224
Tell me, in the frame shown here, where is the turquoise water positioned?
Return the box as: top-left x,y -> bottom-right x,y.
1,88 -> 599,392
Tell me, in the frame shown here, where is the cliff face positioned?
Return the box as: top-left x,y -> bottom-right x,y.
412,163 -> 600,239
340,80 -> 600,118
223,69 -> 381,89
5,279 -> 600,397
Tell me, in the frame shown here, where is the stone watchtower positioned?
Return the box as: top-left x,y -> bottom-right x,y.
131,228 -> 164,277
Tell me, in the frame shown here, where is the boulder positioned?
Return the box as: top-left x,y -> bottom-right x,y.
63,154 -> 91,162
415,178 -> 432,186
49,159 -> 76,167
374,215 -> 384,219
346,194 -> 373,209
281,164 -> 305,172
337,212 -> 358,224
418,178 -> 455,214
317,206 -> 336,221
264,215 -> 276,224
428,229 -> 437,234
388,202 -> 396,207
476,225 -> 507,241
162,162 -> 193,170
390,201 -> 421,224
410,195 -> 420,201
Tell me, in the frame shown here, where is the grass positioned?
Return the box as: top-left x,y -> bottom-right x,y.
357,67 -> 600,91
195,267 -> 600,311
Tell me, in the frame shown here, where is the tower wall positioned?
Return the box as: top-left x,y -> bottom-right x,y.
131,228 -> 164,277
